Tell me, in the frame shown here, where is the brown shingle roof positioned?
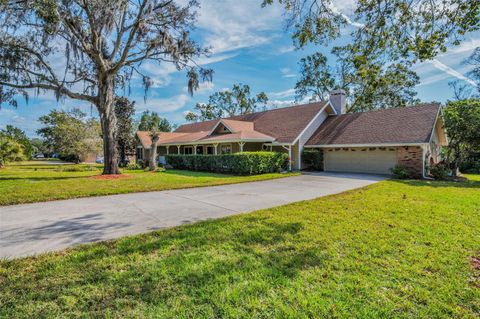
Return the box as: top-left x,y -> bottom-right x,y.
220,119 -> 254,132
137,128 -> 274,146
201,131 -> 275,142
174,101 -> 328,143
137,131 -> 191,148
306,103 -> 441,146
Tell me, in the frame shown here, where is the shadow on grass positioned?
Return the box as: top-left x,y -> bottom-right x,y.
162,169 -> 235,178
1,216 -> 325,315
9,162 -> 74,167
0,175 -> 93,182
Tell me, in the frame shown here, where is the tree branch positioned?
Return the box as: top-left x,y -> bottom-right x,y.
110,0 -> 149,73
0,81 -> 96,103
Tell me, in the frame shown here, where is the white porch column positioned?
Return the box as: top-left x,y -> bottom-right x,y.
288,146 -> 292,171
238,142 -> 245,153
177,145 -> 181,154
193,145 -> 197,155
213,143 -> 218,155
166,146 -> 169,155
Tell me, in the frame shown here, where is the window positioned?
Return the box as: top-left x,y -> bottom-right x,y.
184,146 -> 193,154
137,147 -> 143,160
206,146 -> 214,155
220,144 -> 232,154
196,146 -> 204,154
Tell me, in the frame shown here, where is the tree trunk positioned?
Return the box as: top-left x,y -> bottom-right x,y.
149,135 -> 160,171
98,75 -> 120,175
118,142 -> 126,167
451,145 -> 462,177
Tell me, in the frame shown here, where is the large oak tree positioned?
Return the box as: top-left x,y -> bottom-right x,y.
263,0 -> 480,62
295,51 -> 420,112
0,0 -> 212,174
443,99 -> 480,175
264,0 -> 479,110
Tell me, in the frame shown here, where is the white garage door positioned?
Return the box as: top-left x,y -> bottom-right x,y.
324,149 -> 397,174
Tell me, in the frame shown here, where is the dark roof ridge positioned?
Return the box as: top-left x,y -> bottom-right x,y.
176,101 -> 328,128
226,100 -> 327,119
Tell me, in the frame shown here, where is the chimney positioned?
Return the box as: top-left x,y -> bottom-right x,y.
329,89 -> 346,114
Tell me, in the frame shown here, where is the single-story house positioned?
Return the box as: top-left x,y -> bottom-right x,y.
136,90 -> 447,177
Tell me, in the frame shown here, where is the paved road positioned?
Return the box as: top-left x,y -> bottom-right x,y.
0,172 -> 385,258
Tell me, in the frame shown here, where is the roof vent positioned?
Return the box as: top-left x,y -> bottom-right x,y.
329,89 -> 346,114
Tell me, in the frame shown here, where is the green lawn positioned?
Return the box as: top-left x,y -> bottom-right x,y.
1,176 -> 479,318
0,161 -> 297,206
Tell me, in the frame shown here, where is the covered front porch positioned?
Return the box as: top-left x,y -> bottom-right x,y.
151,141 -> 300,171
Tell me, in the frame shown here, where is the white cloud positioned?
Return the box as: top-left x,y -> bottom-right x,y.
280,67 -> 296,78
447,38 -> 480,54
183,81 -> 215,94
196,53 -> 239,66
196,0 -> 283,54
267,99 -> 295,108
196,81 -> 215,93
136,94 -> 190,114
0,109 -> 26,128
138,53 -> 237,89
269,88 -> 295,99
328,1 -> 365,28
277,45 -> 295,54
267,96 -> 310,109
426,59 -> 477,87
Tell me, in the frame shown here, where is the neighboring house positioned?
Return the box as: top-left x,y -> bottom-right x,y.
136,90 -> 447,177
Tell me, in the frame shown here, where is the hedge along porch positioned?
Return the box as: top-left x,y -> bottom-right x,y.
165,152 -> 288,175
137,140 -> 299,172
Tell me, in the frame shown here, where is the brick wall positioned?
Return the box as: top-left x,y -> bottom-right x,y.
396,146 -> 423,178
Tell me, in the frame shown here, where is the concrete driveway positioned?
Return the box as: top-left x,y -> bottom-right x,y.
0,172 -> 386,258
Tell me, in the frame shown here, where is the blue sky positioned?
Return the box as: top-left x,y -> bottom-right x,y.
1,0 -> 479,137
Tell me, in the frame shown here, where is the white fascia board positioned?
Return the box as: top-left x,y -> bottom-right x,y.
429,107 -> 449,146
267,141 -> 294,146
304,142 -> 428,148
160,138 -> 275,146
292,101 -> 335,145
208,119 -> 234,135
428,107 -> 441,144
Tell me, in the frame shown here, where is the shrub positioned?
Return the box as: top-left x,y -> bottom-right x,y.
302,150 -> 323,170
459,160 -> 480,174
430,162 -> 450,180
55,165 -> 101,172
59,153 -> 80,163
126,162 -> 143,170
390,165 -> 410,179
166,152 -> 288,175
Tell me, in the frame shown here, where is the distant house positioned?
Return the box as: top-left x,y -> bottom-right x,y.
136,90 -> 447,177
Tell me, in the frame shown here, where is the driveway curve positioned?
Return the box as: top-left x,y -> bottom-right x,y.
0,172 -> 385,258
